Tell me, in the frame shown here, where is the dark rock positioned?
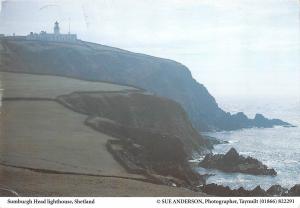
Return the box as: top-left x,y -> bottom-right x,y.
110,134 -> 205,187
202,136 -> 228,146
233,112 -> 249,122
254,113 -> 267,121
202,184 -> 268,197
288,184 -> 300,196
223,148 -> 239,162
202,183 -> 232,197
199,148 -> 277,176
234,187 -> 251,197
254,114 -> 291,128
250,186 -> 267,196
267,185 -> 288,196
90,117 -> 206,187
202,183 -> 300,197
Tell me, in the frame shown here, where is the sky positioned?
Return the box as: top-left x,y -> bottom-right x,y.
0,0 -> 299,101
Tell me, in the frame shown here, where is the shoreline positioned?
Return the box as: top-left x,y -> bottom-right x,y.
195,132 -> 300,196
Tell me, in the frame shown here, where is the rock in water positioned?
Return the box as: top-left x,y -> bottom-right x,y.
223,148 -> 240,163
267,185 -> 288,196
201,184 -> 267,197
199,148 -> 277,176
202,183 -> 232,197
288,184 -> 300,196
250,186 -> 267,196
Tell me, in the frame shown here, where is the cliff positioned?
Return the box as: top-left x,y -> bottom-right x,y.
0,71 -> 208,194
57,91 -> 212,185
57,91 -> 211,154
0,38 -> 291,131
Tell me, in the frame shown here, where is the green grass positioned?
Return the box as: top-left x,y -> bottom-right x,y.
0,72 -> 142,178
0,100 -> 143,178
1,72 -> 136,99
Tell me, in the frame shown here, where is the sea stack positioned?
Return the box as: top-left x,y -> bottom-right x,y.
199,148 -> 277,176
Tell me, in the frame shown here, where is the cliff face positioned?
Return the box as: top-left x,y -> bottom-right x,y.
57,91 -> 210,185
0,38 -> 290,131
57,91 -> 211,154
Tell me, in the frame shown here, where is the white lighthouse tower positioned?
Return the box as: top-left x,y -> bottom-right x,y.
54,21 -> 60,35
26,21 -> 77,42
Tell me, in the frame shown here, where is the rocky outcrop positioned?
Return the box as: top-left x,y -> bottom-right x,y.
56,91 -> 210,187
202,135 -> 228,145
202,184 -> 268,197
199,148 -> 277,176
267,185 -> 288,196
0,38 -> 292,131
288,184 -> 300,196
105,136 -> 204,187
202,183 -> 299,197
253,114 -> 291,128
57,91 -> 212,154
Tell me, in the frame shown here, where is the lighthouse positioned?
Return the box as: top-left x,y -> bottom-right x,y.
54,21 -> 60,35
26,21 -> 77,42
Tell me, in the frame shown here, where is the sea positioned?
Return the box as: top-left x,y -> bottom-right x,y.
197,96 -> 300,190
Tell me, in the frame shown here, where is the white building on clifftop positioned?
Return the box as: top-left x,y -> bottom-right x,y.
26,21 -> 77,42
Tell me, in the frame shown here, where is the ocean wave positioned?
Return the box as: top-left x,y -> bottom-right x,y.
283,160 -> 299,164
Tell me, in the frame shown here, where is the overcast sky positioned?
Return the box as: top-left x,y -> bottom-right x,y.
1,0 -> 299,101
